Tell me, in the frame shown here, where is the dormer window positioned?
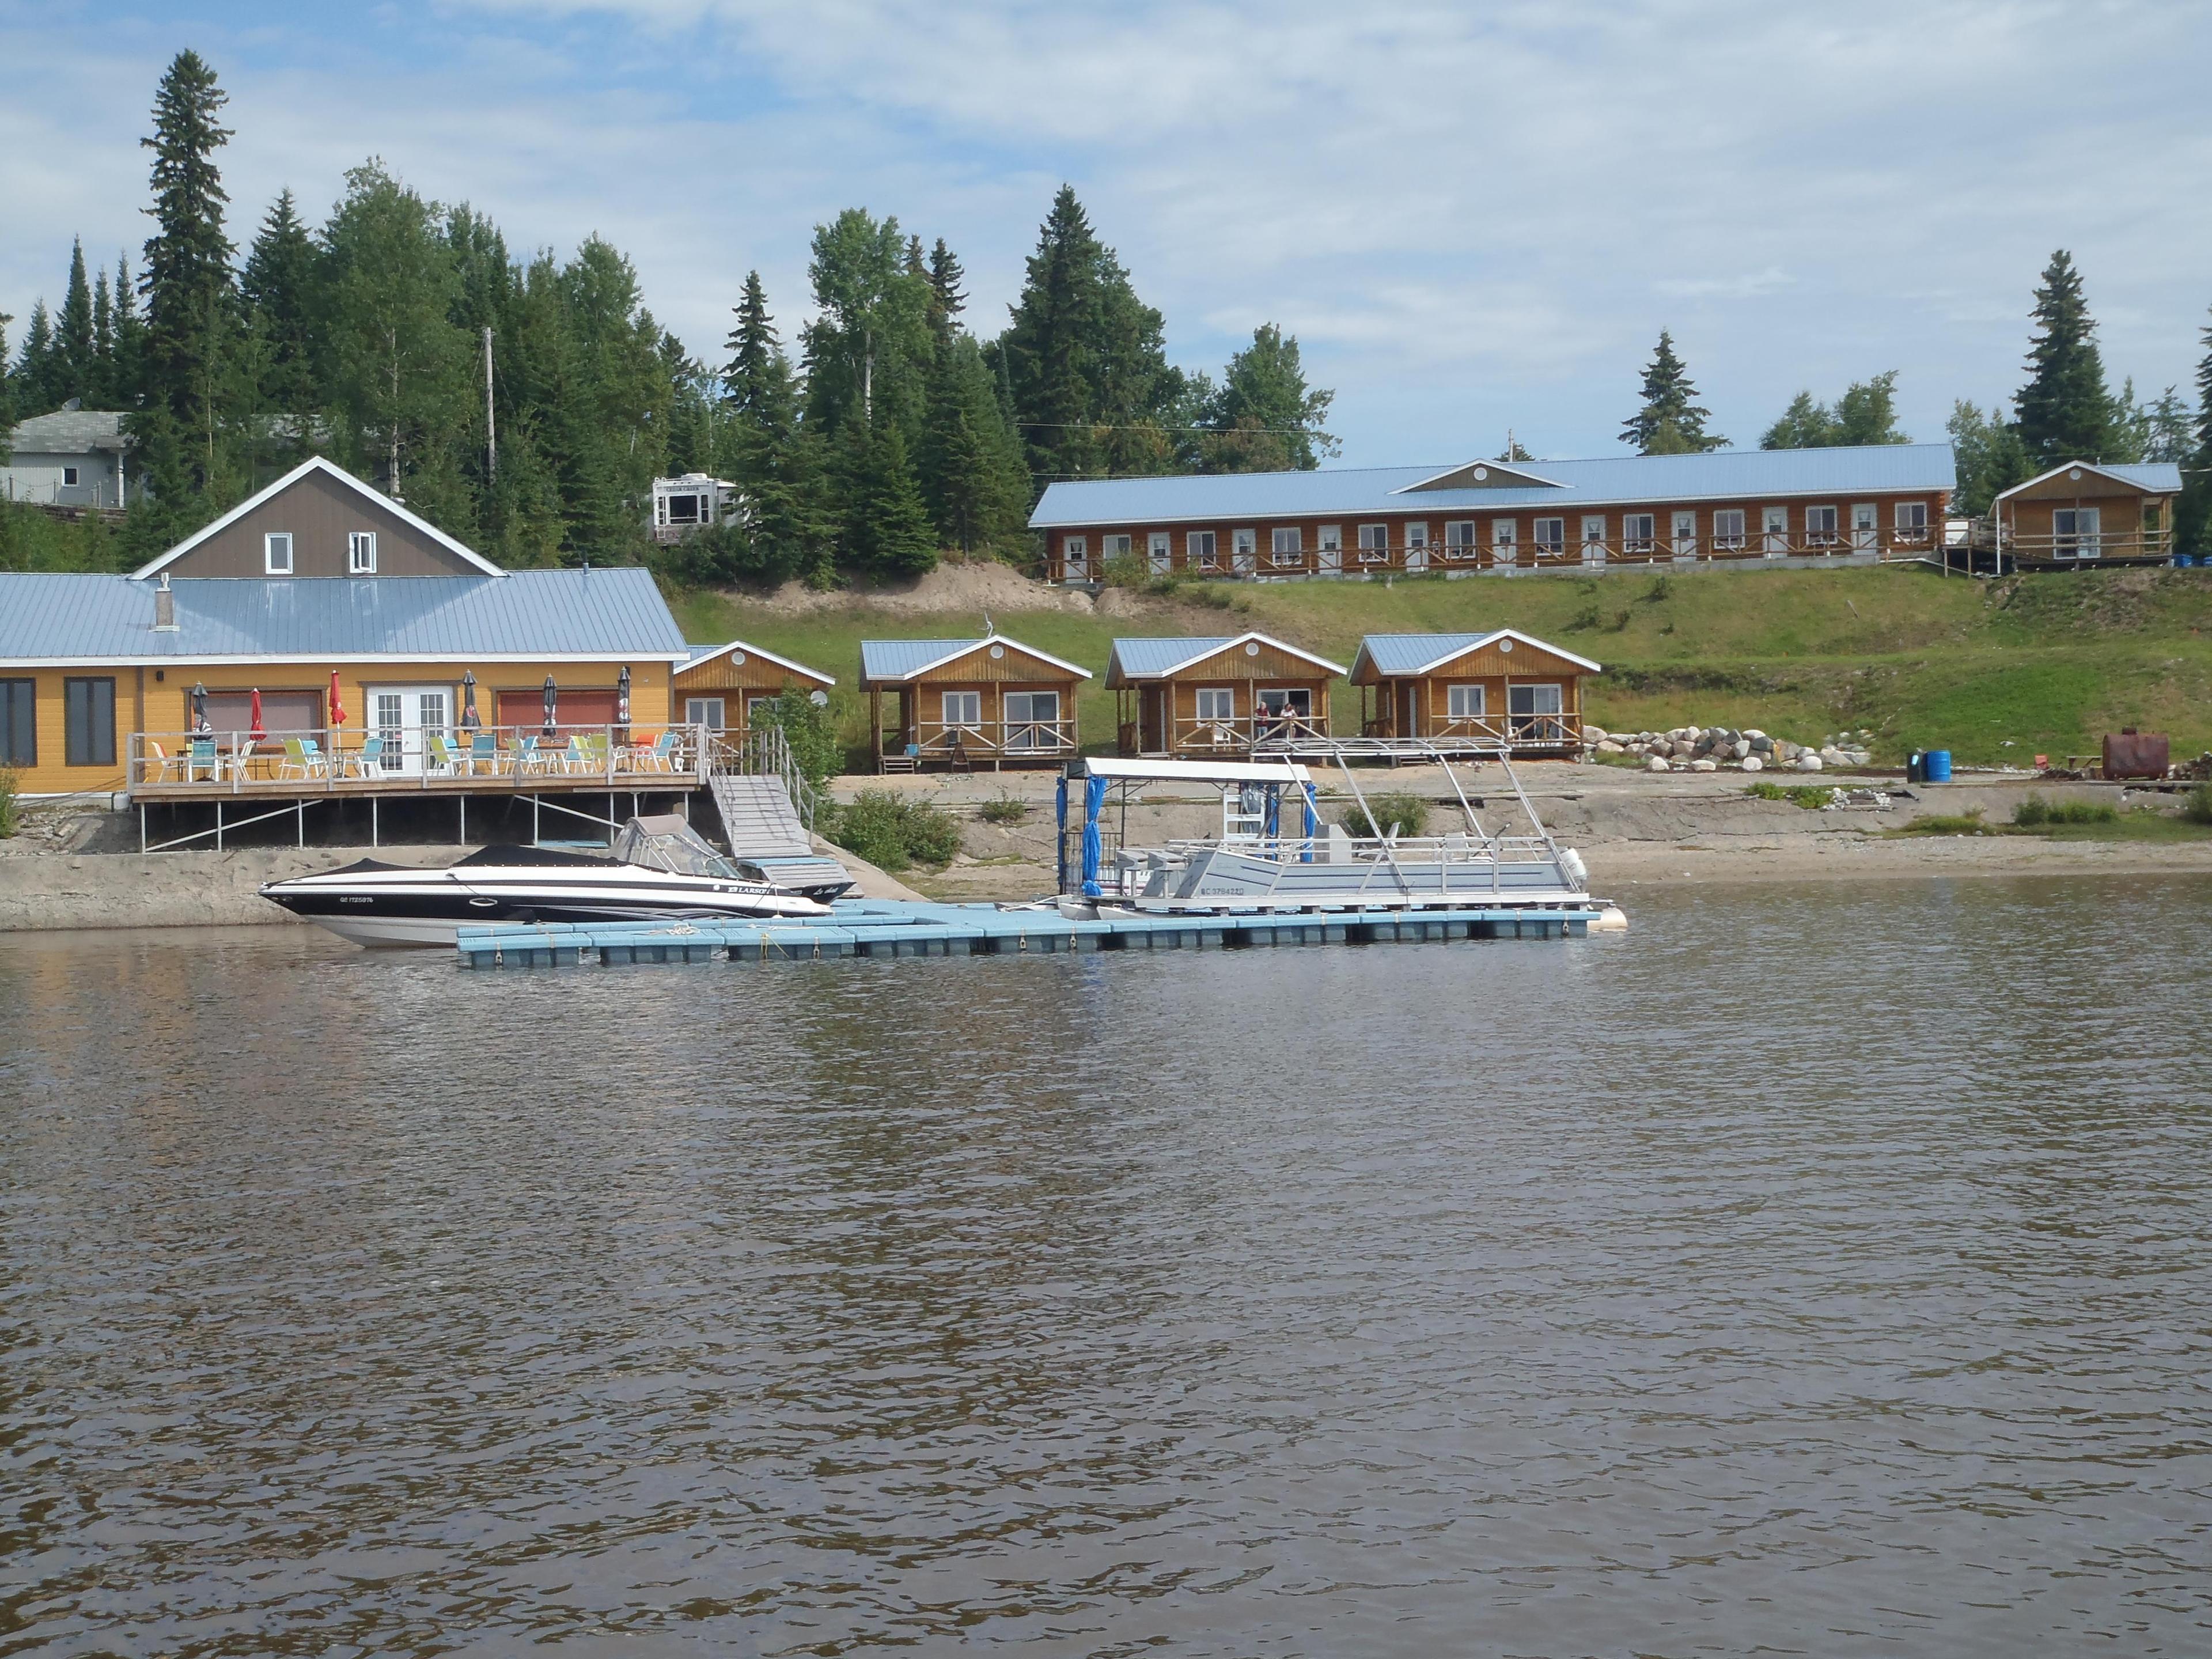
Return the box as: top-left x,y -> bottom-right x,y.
349,531 -> 377,574
265,532 -> 294,574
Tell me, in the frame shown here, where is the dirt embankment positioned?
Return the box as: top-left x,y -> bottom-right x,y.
716,559 -> 1203,623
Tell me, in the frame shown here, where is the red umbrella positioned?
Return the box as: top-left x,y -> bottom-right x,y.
328,669 -> 346,732
248,688 -> 266,743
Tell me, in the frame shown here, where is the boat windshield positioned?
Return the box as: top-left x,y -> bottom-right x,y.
612,815 -> 745,880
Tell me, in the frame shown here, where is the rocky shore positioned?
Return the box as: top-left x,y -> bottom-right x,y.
1588,724 -> 1876,774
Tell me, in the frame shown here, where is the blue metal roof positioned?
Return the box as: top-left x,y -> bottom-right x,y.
2088,463 -> 2181,491
859,639 -> 986,680
1353,631 -> 1604,678
0,570 -> 686,662
1108,637 -> 1241,677
1031,444 -> 1959,528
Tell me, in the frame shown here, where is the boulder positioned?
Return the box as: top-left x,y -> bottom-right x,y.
1732,739 -> 1752,760
1585,725 -> 1609,744
1646,755 -> 1671,773
1797,754 -> 1824,772
1741,755 -> 1764,772
1672,741 -> 1696,759
1595,739 -> 1626,755
1744,728 -> 1767,741
1690,757 -> 1719,772
1749,734 -> 1774,753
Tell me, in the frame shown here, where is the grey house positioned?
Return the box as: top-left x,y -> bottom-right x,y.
2,407 -> 133,508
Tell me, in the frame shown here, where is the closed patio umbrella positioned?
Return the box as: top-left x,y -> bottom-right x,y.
248,688 -> 266,743
541,675 -> 558,738
190,681 -> 209,733
459,670 -> 480,731
328,669 -> 346,734
615,664 -> 631,743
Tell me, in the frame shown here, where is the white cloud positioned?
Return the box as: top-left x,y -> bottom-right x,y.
3,0 -> 2209,461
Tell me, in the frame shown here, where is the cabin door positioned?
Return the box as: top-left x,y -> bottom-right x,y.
370,685 -> 453,776
1399,683 -> 1421,738
1851,502 -> 1878,553
1672,510 -> 1698,562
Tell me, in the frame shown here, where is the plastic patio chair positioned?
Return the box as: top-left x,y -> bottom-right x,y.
350,736 -> 385,777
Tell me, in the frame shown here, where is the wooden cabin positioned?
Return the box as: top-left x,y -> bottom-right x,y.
1993,461 -> 2182,569
1349,631 -> 1600,756
1034,445 -> 1957,582
1106,632 -> 1347,757
859,635 -> 1090,772
674,640 -> 835,741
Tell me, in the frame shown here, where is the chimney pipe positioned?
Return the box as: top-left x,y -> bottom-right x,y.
153,573 -> 177,631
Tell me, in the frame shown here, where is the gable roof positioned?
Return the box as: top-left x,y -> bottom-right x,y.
1107,631 -> 1350,680
1032,443 -> 1959,529
0,570 -> 685,665
858,635 -> 1094,684
5,408 -> 129,455
132,455 -> 506,579
1995,459 -> 2184,499
1352,630 -> 1603,680
1396,459 -> 1565,493
680,638 -> 836,685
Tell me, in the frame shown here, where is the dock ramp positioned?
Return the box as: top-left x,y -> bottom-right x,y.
709,774 -> 854,898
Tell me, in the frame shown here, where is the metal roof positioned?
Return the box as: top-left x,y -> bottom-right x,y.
1070,756 -> 1314,785
1354,630 -> 1604,679
6,408 -> 128,455
1031,443 -> 1960,528
1107,632 -> 1349,680
1995,460 -> 2184,497
858,636 -> 1093,683
0,570 -> 687,664
679,637 -> 836,685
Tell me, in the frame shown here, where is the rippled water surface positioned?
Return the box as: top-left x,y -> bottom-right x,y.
5,877 -> 2211,1656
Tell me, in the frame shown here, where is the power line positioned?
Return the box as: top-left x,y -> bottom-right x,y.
1015,418 -> 1330,437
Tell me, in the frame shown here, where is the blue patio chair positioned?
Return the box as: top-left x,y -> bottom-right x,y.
468,732 -> 499,775
350,736 -> 385,777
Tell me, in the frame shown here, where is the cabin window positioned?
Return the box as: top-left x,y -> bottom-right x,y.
1194,687 -> 1236,723
62,466 -> 79,486
0,679 -> 35,767
64,677 -> 116,767
349,530 -> 378,574
1508,682 -> 1565,742
1895,501 -> 1929,537
1004,690 -> 1060,751
1623,513 -> 1656,554
1147,531 -> 1172,573
1532,517 -> 1565,555
1443,520 -> 1478,559
1188,529 -> 1218,569
744,695 -> 777,724
1712,509 -> 1747,550
685,697 -> 726,732
1805,505 -> 1838,546
264,531 -> 294,574
1103,533 -> 1133,560
1446,683 -> 1486,720
1271,527 -> 1302,566
1357,524 -> 1389,562
2053,507 -> 2101,558
941,691 -> 982,730
1063,535 -> 1088,572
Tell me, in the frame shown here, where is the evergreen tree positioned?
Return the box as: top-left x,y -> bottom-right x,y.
2136,386 -> 2192,464
2014,250 -> 2117,467
1948,399 -> 2032,517
843,418 -> 937,577
713,271 -> 832,584
926,237 -> 965,336
56,240 -> 96,405
2181,309 -> 2212,556
0,310 -> 14,448
91,268 -> 113,402
1762,372 -> 1909,448
1760,391 -> 1832,449
1621,329 -> 1725,452
136,48 -> 238,500
921,332 -> 1029,552
108,256 -> 146,410
16,303 -> 59,415
1195,323 -> 1336,472
240,188 -> 321,415
1495,435 -> 1534,463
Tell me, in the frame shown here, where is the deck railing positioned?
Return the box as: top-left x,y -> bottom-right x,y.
1147,712 -> 1328,756
127,722 -> 713,794
1358,713 -> 1579,748
891,717 -> 1079,763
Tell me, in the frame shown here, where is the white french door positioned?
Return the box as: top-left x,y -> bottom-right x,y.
370,685 -> 453,775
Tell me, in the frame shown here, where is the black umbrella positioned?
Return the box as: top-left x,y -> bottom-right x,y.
615,665 -> 631,743
541,675 -> 558,738
190,681 -> 209,733
459,670 -> 480,732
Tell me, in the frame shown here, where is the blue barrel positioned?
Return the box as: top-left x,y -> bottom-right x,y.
1924,749 -> 1953,783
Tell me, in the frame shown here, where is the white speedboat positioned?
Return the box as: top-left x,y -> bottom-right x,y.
260,815 -> 835,947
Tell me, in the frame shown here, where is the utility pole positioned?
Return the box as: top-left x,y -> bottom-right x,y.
483,326 -> 497,483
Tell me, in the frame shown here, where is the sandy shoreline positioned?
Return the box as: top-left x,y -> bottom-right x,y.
3,767 -> 2202,931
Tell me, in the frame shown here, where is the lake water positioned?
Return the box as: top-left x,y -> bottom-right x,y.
4,877 -> 2210,1656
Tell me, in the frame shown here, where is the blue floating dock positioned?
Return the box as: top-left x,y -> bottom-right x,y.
455,898 -> 1590,969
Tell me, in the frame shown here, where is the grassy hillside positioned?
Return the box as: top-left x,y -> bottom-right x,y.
671,562 -> 2212,767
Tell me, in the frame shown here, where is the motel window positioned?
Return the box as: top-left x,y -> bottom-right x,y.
1195,687 -> 1236,723
63,466 -> 79,487
1713,509 -> 1747,549
349,530 -> 377,574
941,691 -> 983,729
64,677 -> 116,768
1623,513 -> 1656,553
1895,501 -> 1929,537
1532,517 -> 1566,555
1103,533 -> 1133,560
685,697 -> 726,732
1189,529 -> 1218,569
1271,527 -> 1302,565
1446,683 -> 1486,720
0,679 -> 34,767
265,531 -> 294,575
1444,520 -> 1478,558
1357,524 -> 1389,561
1805,505 -> 1839,545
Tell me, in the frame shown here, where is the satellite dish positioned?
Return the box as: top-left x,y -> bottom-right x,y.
808,689 -> 829,707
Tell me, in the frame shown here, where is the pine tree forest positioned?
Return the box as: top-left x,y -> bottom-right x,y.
1,54 -> 1339,579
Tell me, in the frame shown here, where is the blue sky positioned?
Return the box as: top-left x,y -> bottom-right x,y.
5,0 -> 2209,464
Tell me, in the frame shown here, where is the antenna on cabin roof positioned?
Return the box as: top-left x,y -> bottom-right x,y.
982,610 -> 995,637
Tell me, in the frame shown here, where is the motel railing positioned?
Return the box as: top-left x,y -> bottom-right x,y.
126,723 -> 715,795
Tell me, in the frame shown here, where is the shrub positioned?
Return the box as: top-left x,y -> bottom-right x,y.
976,794 -> 1030,825
1745,781 -> 1835,809
749,687 -> 844,787
1338,790 -> 1430,838
1905,809 -> 1988,835
1640,574 -> 1672,604
827,789 -> 963,872
1566,602 -> 1604,632
2013,793 -> 2116,827
0,769 -> 17,839
2183,782 -> 2212,826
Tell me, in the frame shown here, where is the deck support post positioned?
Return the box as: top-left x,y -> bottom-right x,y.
298,800 -> 305,848
139,803 -> 146,854
459,793 -> 466,845
533,794 -> 540,847
371,796 -> 378,848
